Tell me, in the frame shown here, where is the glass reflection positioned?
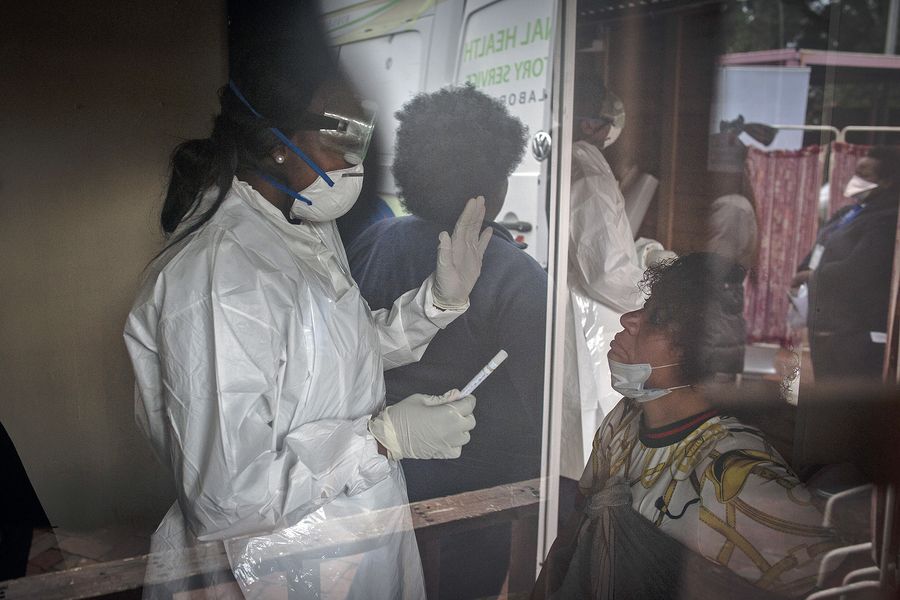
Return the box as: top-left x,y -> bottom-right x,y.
543,1 -> 899,598
4,2 -> 900,599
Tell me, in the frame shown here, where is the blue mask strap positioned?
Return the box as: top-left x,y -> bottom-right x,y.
228,80 -> 335,188
256,171 -> 313,205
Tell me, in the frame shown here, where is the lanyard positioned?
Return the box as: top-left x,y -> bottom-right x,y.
836,203 -> 865,229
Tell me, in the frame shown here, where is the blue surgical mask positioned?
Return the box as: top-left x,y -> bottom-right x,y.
608,359 -> 689,403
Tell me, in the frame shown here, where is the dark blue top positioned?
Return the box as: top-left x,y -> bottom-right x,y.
337,194 -> 395,247
800,187 -> 898,379
805,187 -> 898,336
348,216 -> 546,502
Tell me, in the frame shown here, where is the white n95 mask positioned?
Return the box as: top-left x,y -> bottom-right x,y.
608,358 -> 688,403
290,162 -> 364,222
843,175 -> 878,198
599,92 -> 625,149
604,122 -> 622,149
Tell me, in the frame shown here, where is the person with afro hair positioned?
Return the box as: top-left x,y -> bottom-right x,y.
347,85 -> 545,600
391,83 -> 528,226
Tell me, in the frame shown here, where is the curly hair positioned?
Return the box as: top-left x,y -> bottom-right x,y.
393,85 -> 527,226
639,253 -> 747,383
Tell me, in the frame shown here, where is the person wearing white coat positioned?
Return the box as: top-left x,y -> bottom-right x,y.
561,85 -> 647,485
125,46 -> 490,599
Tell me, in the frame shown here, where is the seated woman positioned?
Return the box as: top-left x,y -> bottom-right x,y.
535,253 -> 838,599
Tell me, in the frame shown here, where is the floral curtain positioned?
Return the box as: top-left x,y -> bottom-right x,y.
744,146 -> 823,345
828,142 -> 871,217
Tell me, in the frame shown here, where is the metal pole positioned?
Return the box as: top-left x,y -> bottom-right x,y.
886,0 -> 899,55
767,124 -> 840,138
839,125 -> 900,143
536,0 -> 576,575
821,0 -> 841,152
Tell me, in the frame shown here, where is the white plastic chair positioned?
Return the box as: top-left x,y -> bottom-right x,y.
808,484 -> 896,599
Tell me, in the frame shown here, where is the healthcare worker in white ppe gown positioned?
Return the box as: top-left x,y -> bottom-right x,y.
561,83 -> 671,483
124,45 -> 490,599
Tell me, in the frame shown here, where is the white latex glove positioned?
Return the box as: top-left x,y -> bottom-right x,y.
646,248 -> 677,268
432,196 -> 493,310
635,237 -> 677,270
369,390 -> 476,460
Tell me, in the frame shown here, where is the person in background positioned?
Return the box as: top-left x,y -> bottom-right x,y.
562,71 -> 659,515
348,85 -> 543,600
124,40 -> 490,598
793,146 -> 900,381
536,254 -> 837,599
703,113 -> 766,271
705,194 -> 758,272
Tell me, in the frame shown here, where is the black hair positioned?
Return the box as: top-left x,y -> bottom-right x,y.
392,85 -> 527,227
571,56 -> 610,143
572,62 -> 605,122
159,36 -> 335,244
867,145 -> 900,186
639,253 -> 747,383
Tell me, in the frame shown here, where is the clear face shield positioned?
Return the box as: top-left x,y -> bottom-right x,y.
576,91 -> 626,149
317,100 -> 376,165
306,80 -> 376,165
229,79 -> 376,179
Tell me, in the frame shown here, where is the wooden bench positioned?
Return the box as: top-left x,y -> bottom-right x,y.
0,478 -> 542,600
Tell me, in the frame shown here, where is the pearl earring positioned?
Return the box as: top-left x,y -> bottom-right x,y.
275,155 -> 285,164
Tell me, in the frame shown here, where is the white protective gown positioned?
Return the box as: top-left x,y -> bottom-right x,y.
125,178 -> 462,599
561,141 -> 645,480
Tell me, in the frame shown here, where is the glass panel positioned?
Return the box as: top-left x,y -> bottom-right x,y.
4,1 -> 900,599
546,1 -> 900,598
457,0 -> 556,264
324,1 -> 558,598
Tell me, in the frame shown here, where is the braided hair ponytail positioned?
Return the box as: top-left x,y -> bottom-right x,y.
158,38 -> 335,247
160,114 -> 238,239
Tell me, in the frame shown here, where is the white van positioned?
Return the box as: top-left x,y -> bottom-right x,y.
320,0 -> 556,266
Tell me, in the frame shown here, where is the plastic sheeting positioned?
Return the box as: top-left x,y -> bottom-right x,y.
562,141 -> 645,480
568,142 -> 644,315
125,178 -> 463,598
562,288 -> 624,480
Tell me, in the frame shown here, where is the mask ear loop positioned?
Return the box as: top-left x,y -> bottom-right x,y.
228,80 -> 335,188
651,362 -> 692,392
665,384 -> 692,392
